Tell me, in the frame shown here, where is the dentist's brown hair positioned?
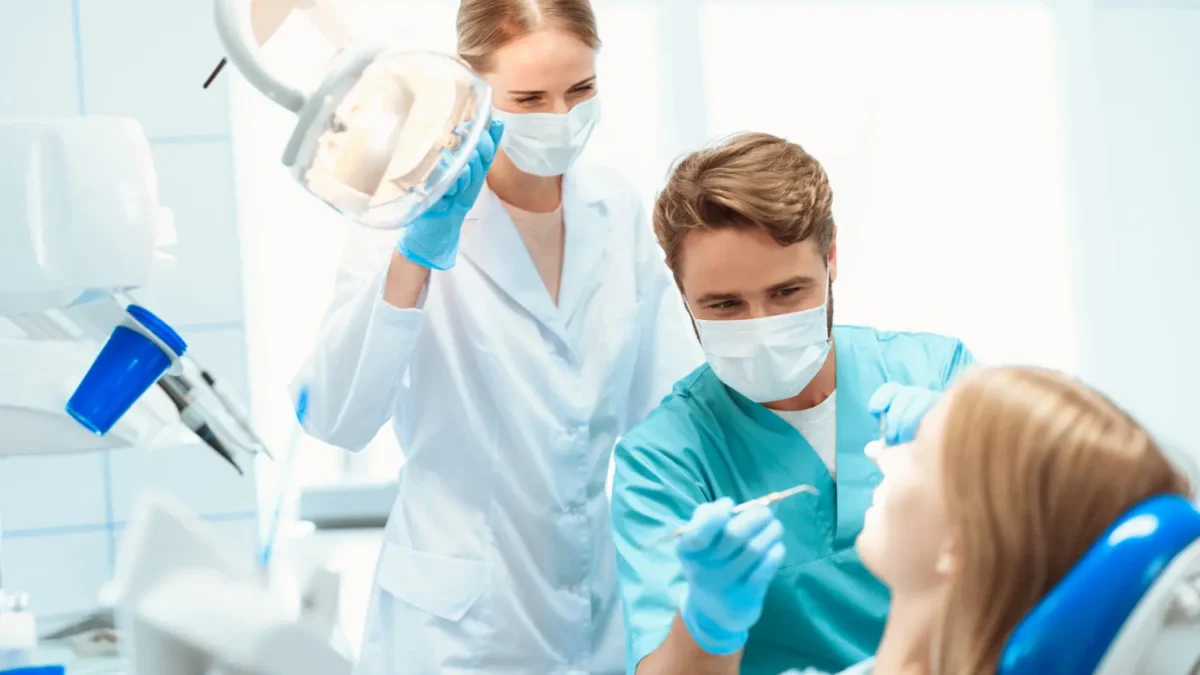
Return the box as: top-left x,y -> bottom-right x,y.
652,132 -> 835,276
930,366 -> 1190,674
456,0 -> 601,73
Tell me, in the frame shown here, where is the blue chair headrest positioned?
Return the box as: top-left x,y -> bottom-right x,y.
999,494 -> 1200,675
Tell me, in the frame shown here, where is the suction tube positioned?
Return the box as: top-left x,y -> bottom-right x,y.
213,0 -> 308,112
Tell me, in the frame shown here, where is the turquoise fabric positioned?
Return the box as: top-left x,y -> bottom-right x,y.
611,325 -> 973,675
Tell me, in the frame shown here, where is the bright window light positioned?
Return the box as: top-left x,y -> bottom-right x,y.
700,1 -> 1076,369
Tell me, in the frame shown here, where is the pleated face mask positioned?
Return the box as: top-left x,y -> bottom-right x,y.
491,96 -> 601,177
694,275 -> 831,403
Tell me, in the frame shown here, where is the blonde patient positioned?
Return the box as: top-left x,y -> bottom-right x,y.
821,366 -> 1192,675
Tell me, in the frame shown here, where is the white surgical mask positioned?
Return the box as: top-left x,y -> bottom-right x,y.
694,283 -> 831,403
491,96 -> 600,177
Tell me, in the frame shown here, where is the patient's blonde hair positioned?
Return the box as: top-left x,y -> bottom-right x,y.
930,366 -> 1191,674
456,0 -> 601,73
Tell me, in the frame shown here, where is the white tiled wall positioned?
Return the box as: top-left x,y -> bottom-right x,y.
107,443 -> 259,523
2,532 -> 113,620
0,0 -> 259,632
0,1 -> 80,118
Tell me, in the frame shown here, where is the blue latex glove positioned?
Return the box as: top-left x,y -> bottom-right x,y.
677,498 -> 787,655
868,383 -> 942,445
396,119 -> 504,270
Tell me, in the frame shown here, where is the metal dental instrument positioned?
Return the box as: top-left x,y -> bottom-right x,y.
655,484 -> 820,546
158,374 -> 244,475
190,354 -> 274,460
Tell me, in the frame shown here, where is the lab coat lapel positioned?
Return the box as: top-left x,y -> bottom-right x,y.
556,170 -> 610,327
832,326 -> 887,548
458,189 -> 567,345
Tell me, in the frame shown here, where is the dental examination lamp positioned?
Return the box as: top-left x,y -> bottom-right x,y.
1000,495 -> 1200,675
210,0 -> 494,228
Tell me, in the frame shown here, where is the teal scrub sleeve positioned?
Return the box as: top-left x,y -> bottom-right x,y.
940,340 -> 976,386
610,431 -> 710,672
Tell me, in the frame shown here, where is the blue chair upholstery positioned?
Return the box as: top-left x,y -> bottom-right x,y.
999,495 -> 1200,675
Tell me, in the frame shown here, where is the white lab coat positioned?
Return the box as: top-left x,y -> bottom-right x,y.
293,163 -> 702,675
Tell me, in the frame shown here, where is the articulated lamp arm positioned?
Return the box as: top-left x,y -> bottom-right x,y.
206,0 -> 353,108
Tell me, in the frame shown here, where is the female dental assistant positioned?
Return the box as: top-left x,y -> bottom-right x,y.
291,1 -> 701,673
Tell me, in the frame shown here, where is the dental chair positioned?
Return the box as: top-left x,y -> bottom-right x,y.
1000,494 -> 1200,675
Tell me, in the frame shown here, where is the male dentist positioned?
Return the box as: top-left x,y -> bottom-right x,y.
610,132 -> 975,675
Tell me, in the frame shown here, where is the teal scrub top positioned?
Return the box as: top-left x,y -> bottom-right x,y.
611,325 -> 974,675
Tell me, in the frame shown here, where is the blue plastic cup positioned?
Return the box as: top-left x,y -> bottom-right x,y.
66,304 -> 187,435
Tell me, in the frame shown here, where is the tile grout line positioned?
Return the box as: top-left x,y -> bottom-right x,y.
70,0 -> 86,115
100,452 -> 117,573
3,511 -> 261,540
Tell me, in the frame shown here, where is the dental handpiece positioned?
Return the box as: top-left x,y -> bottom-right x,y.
157,375 -> 244,475
194,364 -> 274,460
655,484 -> 820,546
111,291 -> 270,461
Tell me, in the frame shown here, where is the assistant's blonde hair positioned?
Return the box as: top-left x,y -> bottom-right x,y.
930,366 -> 1191,674
456,0 -> 601,73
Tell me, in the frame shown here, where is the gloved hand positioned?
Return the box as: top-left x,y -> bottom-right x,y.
677,498 -> 787,655
868,383 -> 942,445
396,119 -> 504,270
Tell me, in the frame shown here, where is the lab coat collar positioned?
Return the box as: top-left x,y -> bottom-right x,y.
458,166 -> 610,352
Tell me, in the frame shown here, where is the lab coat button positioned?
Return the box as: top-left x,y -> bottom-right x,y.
560,425 -> 585,449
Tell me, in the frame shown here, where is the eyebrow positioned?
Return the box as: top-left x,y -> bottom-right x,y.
508,76 -> 596,96
766,276 -> 815,293
694,291 -> 741,305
